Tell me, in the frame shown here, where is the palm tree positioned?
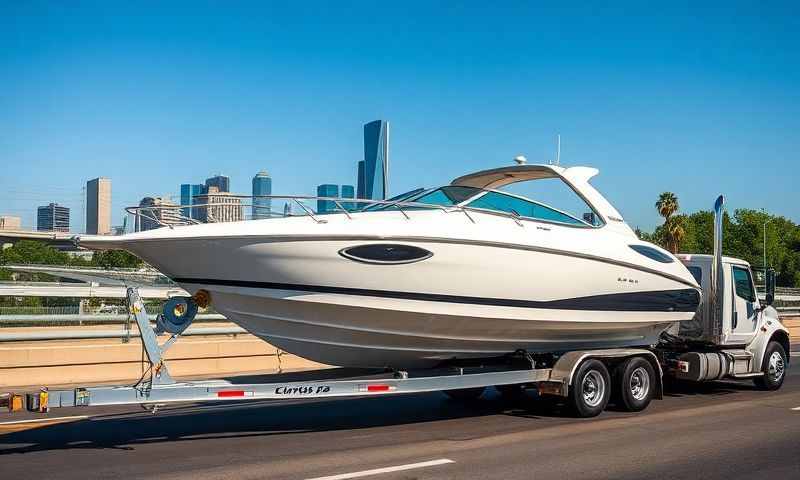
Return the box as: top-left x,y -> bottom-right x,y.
655,192 -> 679,220
655,192 -> 683,253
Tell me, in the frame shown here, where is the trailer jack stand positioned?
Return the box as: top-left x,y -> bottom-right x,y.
126,287 -> 196,387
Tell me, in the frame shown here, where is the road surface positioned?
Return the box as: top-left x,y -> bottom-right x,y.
1,349 -> 799,480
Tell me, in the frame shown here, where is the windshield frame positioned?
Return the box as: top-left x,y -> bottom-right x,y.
364,178 -> 606,229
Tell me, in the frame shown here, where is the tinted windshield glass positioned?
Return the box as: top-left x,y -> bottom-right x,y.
361,187 -> 426,211
408,186 -> 481,207
499,177 -> 603,226
466,191 -> 589,226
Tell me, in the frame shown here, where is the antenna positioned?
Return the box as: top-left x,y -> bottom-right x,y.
556,134 -> 561,166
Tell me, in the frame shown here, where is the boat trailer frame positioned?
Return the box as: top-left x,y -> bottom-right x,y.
41,288 -> 661,411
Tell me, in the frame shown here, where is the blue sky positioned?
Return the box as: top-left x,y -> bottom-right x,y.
1,2 -> 798,232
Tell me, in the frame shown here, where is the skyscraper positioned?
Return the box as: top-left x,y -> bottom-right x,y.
180,183 -> 205,219
137,197 -> 182,231
193,186 -> 243,223
316,184 -> 339,214
0,215 -> 21,230
86,177 -> 111,235
205,174 -> 230,193
37,203 -> 70,232
356,160 -> 366,199
361,120 -> 389,200
252,171 -> 272,220
341,184 -> 355,211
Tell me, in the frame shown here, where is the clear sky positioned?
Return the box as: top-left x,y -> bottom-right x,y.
2,2 -> 798,232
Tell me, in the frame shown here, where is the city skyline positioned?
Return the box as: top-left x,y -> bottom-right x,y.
1,3 -> 798,231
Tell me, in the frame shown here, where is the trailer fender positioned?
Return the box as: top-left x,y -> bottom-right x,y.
548,349 -> 663,399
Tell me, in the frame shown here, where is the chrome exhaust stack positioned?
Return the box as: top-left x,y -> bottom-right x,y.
709,195 -> 725,344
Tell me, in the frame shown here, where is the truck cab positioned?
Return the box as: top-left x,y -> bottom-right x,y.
669,253 -> 790,388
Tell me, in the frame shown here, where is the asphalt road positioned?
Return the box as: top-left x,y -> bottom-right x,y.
2,350 -> 799,480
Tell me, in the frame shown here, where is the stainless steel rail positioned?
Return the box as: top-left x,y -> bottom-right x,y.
122,193 -> 582,231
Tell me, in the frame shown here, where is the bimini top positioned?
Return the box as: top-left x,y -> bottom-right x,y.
452,164 -> 634,236
451,164 -> 566,189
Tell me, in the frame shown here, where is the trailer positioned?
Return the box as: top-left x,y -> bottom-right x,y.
9,196 -> 791,418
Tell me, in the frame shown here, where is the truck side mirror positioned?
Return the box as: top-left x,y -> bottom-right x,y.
765,269 -> 776,306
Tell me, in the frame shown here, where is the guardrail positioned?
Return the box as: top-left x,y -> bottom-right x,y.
0,325 -> 246,342
0,313 -> 226,324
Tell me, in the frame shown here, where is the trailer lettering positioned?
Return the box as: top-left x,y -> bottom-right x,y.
274,385 -> 331,396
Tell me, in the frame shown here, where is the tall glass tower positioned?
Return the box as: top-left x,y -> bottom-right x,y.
361,120 -> 389,200
341,185 -> 355,211
180,183 -> 204,219
252,171 -> 272,219
205,174 -> 230,193
316,184 -> 339,214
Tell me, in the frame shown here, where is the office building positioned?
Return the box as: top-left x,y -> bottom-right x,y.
0,215 -> 22,230
205,174 -> 230,193
252,171 -> 272,219
341,184 -> 356,211
180,183 -> 205,219
356,160 -> 366,199
137,197 -> 183,231
86,177 -> 112,235
360,120 -> 389,200
37,203 -> 70,232
316,184 -> 339,214
193,186 -> 243,223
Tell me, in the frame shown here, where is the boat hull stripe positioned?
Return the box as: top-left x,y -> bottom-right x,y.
173,278 -> 700,312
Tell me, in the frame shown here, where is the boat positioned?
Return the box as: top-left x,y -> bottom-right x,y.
76,163 -> 701,369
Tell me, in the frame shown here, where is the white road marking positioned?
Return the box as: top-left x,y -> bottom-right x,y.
305,458 -> 455,480
791,407 -> 800,411
0,415 -> 88,426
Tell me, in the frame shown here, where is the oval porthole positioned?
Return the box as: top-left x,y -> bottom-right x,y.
339,244 -> 433,265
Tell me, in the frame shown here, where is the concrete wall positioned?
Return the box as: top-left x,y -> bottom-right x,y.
0,330 -> 326,389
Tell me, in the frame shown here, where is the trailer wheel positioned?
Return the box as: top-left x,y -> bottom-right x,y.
754,341 -> 787,391
614,357 -> 655,412
444,387 -> 486,401
568,359 -> 610,418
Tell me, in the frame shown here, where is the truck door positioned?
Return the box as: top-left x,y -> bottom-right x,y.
730,265 -> 758,340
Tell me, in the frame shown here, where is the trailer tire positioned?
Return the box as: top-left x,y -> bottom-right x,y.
444,387 -> 486,401
614,357 -> 655,412
568,359 -> 610,418
754,341 -> 787,391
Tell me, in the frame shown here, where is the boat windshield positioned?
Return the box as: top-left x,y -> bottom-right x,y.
363,181 -> 601,228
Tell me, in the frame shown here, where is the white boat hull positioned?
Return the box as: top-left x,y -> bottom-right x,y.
101,222 -> 701,368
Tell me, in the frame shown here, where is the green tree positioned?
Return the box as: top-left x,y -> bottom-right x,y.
654,192 -> 685,253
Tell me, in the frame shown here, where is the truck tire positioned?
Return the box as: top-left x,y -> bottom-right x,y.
568,359 -> 610,418
614,357 -> 656,412
754,341 -> 787,391
444,387 -> 486,401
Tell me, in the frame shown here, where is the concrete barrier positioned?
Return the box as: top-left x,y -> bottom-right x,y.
784,315 -> 800,341
0,327 -> 327,388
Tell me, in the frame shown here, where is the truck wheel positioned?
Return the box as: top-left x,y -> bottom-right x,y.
754,341 -> 787,391
615,357 -> 656,412
444,387 -> 486,401
568,359 -> 610,418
